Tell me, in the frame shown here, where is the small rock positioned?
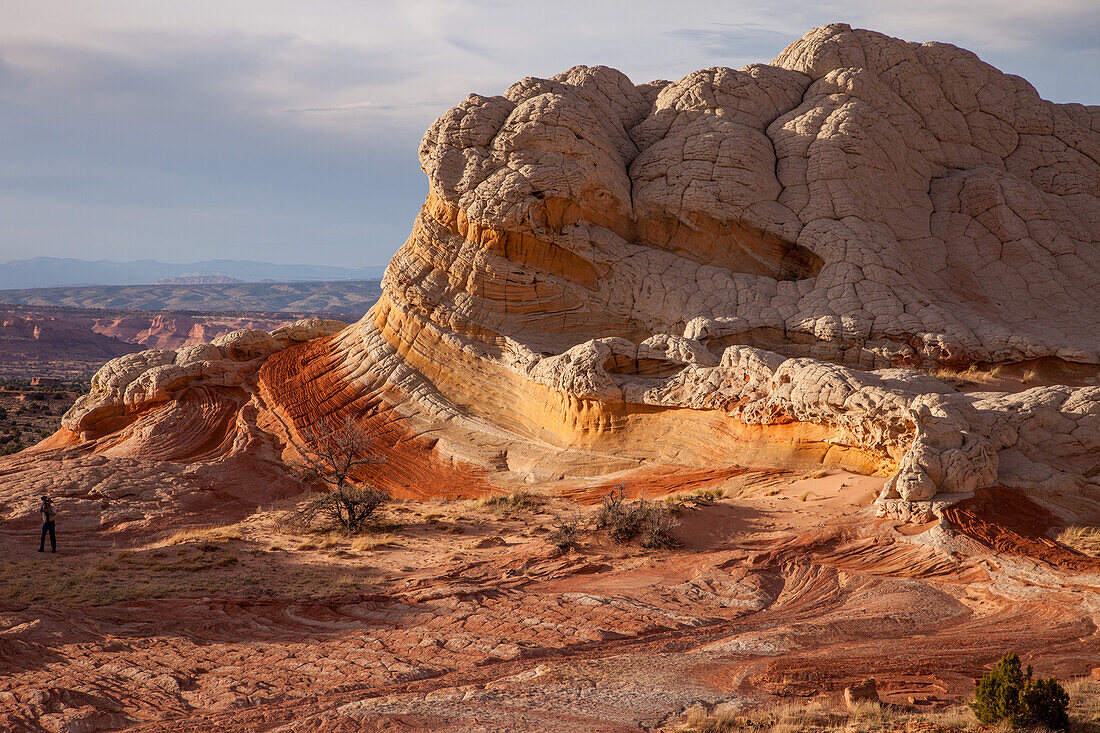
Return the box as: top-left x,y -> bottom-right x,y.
711,701 -> 741,718
844,678 -> 879,709
469,536 -> 506,549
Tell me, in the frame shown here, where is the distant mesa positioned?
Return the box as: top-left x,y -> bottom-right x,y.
14,24 -> 1100,530
0,306 -> 353,381
0,313 -> 136,362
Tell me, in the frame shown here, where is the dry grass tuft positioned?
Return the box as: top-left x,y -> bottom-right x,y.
1057,525 -> 1100,557
1066,677 -> 1100,727
681,700 -> 985,732
848,700 -> 902,728
295,533 -> 341,552
478,490 -> 544,513
914,705 -> 979,730
93,556 -> 120,572
331,573 -> 359,590
351,533 -> 397,552
930,364 -> 992,384
164,525 -> 243,546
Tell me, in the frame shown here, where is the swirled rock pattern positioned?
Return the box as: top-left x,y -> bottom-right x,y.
62,319 -> 346,443
254,23 -> 1099,523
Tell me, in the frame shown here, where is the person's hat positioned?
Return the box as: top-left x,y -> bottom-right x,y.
40,495 -> 50,501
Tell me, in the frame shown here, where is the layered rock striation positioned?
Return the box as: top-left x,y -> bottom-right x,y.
60,319 -> 347,455
40,24 -> 1100,525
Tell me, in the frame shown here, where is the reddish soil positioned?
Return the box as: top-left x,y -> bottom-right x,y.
1,347 -> 1098,731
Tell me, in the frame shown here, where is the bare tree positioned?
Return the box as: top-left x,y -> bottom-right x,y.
286,415 -> 390,533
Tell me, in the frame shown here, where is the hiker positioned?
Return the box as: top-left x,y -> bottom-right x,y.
38,495 -> 56,553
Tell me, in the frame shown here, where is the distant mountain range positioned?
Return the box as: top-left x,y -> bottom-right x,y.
0,280 -> 382,315
0,257 -> 388,289
153,274 -> 246,285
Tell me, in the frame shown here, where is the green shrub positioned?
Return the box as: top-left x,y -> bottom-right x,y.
970,653 -> 1069,730
1019,677 -> 1070,730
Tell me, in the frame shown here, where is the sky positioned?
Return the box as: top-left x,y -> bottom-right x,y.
1,0 -> 1097,269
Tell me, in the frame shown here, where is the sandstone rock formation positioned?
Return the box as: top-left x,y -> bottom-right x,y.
845,678 -> 880,709
0,319 -> 348,535
258,23 -> 1096,524
25,24 -> 1100,528
61,319 -> 347,446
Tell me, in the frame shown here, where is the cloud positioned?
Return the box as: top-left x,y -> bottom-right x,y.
0,1 -> 1096,267
443,34 -> 497,60
665,23 -> 796,61
0,30 -> 434,265
1,32 -> 423,115
287,100 -> 449,114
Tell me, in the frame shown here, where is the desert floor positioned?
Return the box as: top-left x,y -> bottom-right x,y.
1,469 -> 1098,732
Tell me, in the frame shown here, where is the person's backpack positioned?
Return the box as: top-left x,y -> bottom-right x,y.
42,502 -> 54,521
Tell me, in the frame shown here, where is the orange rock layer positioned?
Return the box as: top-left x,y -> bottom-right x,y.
257,335 -> 494,500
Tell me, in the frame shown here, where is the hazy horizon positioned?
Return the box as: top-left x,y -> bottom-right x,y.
3,0 -> 1098,268
0,256 -> 387,289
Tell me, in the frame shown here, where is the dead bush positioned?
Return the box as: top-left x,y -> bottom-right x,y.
547,514 -> 582,552
286,484 -> 390,535
285,415 -> 390,534
594,486 -> 679,549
